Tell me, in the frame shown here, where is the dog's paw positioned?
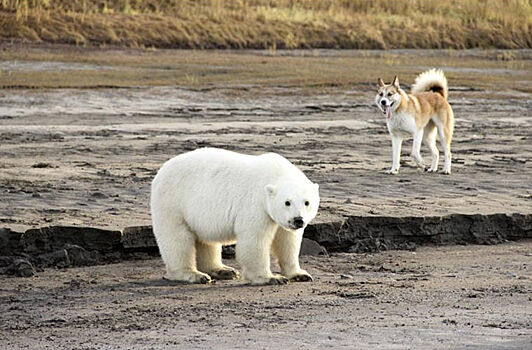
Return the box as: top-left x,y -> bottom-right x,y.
426,167 -> 438,173
386,169 -> 399,175
441,169 -> 451,175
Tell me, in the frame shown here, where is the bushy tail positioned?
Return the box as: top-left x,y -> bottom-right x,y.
411,68 -> 448,100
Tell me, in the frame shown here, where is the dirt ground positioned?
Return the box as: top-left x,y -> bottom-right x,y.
0,46 -> 531,348
1,242 -> 531,349
1,47 -> 531,231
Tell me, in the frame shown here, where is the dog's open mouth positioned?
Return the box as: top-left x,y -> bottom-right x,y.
383,101 -> 395,119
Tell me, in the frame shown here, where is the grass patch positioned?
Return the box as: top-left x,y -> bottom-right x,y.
0,0 -> 531,49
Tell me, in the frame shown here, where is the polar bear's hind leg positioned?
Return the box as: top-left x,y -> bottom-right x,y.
196,241 -> 240,280
154,218 -> 211,284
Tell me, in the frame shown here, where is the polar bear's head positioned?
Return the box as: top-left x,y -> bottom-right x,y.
265,181 -> 320,231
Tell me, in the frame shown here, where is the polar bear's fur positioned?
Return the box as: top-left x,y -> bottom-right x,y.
151,148 -> 320,285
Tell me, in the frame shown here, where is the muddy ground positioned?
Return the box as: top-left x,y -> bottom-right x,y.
1,242 -> 530,349
0,46 -> 531,348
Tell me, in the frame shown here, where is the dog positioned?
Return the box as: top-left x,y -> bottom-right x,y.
375,69 -> 454,175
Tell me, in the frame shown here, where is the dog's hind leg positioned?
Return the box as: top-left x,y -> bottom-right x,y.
423,121 -> 439,172
435,117 -> 452,175
411,129 -> 425,170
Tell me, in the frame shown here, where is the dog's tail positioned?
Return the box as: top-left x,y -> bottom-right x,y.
411,69 -> 448,100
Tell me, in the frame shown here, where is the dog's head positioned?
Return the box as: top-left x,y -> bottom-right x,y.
376,76 -> 402,119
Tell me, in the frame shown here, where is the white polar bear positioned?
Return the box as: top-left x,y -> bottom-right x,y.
151,147 -> 320,285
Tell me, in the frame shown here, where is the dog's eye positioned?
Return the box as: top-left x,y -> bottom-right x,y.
387,92 -> 392,97
379,92 -> 383,96
285,201 -> 291,206
304,201 -> 310,206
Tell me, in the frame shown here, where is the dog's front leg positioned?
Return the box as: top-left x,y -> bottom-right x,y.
387,134 -> 402,174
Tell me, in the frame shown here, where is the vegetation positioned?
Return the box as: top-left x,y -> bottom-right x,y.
1,0 -> 531,49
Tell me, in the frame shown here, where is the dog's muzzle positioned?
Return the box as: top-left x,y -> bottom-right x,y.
380,100 -> 395,118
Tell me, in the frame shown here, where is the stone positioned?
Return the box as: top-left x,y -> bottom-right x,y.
12,258 -> 36,277
300,238 -> 328,256
0,228 -> 23,255
21,226 -> 122,253
121,226 -> 157,250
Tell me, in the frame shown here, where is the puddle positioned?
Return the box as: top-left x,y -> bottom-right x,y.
0,60 -> 115,73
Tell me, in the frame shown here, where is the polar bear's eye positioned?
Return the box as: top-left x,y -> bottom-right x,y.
304,201 -> 310,206
285,201 -> 291,206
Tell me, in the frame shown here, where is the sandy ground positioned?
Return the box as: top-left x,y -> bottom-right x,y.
1,241 -> 531,349
0,47 -> 531,348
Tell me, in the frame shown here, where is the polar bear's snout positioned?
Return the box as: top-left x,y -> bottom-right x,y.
291,216 -> 305,229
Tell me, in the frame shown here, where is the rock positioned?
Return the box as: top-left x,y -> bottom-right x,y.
21,226 -> 122,253
122,226 -> 157,250
64,244 -> 100,266
34,244 -> 101,269
37,249 -> 70,268
347,238 -> 390,253
12,258 -> 36,277
300,238 -> 328,256
0,228 -> 23,255
0,256 -> 14,267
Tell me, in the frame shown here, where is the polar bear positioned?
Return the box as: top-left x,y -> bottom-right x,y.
151,147 -> 320,285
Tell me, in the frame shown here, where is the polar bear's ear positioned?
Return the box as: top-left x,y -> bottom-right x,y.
265,184 -> 276,196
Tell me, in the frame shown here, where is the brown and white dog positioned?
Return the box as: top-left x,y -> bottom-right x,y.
376,69 -> 454,175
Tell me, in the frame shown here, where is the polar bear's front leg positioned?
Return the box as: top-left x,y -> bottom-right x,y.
272,228 -> 313,282
235,227 -> 288,285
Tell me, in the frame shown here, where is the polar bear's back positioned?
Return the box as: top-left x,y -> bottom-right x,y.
153,148 -> 306,190
151,148 -> 308,241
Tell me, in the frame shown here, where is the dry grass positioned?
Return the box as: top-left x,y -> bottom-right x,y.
1,0 -> 531,49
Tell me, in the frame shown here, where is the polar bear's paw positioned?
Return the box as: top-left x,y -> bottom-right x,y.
164,271 -> 212,284
248,274 -> 289,285
266,275 -> 290,285
209,267 -> 240,280
289,272 -> 313,282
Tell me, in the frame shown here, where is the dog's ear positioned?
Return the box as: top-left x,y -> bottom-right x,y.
392,75 -> 400,88
377,78 -> 385,87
